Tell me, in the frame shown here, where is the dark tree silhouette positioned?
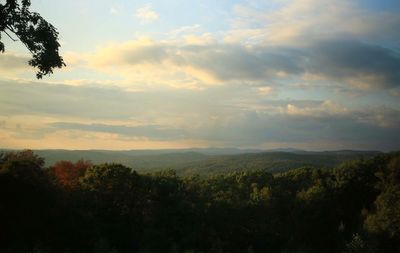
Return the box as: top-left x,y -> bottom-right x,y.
1,150 -> 399,253
0,0 -> 65,78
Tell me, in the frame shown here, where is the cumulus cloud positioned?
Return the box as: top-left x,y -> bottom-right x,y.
135,4 -> 159,22
3,0 -> 392,91
305,40 -> 400,89
87,38 -> 400,89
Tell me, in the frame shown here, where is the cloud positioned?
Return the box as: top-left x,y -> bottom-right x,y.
61,51 -> 89,70
88,38 -> 400,89
168,24 -> 202,38
2,0 -> 393,91
226,0 -> 400,46
257,86 -> 273,95
286,100 -> 347,117
49,122 -> 185,141
0,52 -> 32,76
0,124 -> 203,150
187,105 -> 400,150
0,80 -> 245,123
0,80 -> 157,120
1,80 -> 399,151
305,40 -> 400,89
135,4 -> 159,22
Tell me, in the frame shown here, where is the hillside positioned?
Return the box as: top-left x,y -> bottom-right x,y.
16,149 -> 381,175
177,150 -> 381,175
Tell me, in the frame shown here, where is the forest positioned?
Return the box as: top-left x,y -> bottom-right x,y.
0,150 -> 399,253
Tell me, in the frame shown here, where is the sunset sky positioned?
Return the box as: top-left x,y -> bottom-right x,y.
0,0 -> 400,151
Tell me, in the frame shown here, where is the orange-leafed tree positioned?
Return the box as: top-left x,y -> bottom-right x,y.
51,159 -> 92,189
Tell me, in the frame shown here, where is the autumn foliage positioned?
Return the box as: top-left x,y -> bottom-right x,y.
50,159 -> 92,189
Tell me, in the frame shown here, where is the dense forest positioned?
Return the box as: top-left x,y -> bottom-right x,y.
0,150 -> 399,253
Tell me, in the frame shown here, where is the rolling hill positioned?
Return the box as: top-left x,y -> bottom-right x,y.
0,148 -> 380,175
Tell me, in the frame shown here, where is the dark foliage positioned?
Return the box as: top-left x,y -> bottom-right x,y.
0,0 -> 65,78
0,150 -> 399,253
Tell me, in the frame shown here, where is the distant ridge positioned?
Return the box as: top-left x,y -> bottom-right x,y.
0,148 -> 382,175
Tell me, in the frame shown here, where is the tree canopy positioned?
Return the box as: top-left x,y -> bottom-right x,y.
1,150 -> 399,253
0,0 -> 65,78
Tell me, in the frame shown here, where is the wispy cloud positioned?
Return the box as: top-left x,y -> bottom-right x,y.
226,0 -> 400,45
1,80 -> 399,150
49,122 -> 185,141
0,52 -> 32,77
167,24 -> 202,37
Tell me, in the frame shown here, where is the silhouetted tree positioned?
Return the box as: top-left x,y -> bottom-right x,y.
0,0 -> 65,78
1,150 -> 400,253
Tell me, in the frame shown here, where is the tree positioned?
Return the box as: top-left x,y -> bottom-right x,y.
0,149 -> 45,182
0,0 -> 65,78
364,156 -> 400,252
50,159 -> 92,190
80,163 -> 140,216
0,150 -> 63,252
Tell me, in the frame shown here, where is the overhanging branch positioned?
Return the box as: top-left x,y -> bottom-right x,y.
3,29 -> 17,41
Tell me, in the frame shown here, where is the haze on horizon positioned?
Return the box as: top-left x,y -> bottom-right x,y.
0,0 -> 400,151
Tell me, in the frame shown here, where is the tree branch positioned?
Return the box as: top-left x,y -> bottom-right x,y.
3,29 -> 17,41
4,25 -> 35,55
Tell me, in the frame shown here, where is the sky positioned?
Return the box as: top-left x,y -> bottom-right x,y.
0,0 -> 400,151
